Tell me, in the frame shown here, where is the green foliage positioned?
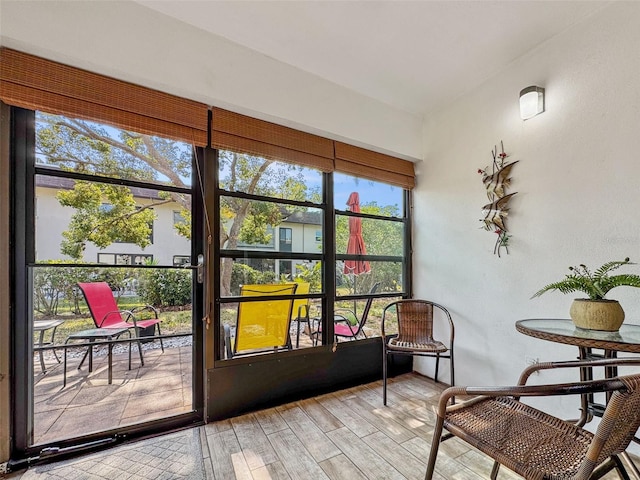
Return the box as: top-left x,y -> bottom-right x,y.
295,261 -> 322,293
218,150 -> 314,250
238,201 -> 281,245
57,181 -> 155,259
33,263 -> 134,316
173,208 -> 191,238
335,201 -> 403,294
36,112 -> 192,256
138,269 -> 192,307
229,263 -> 276,295
532,258 -> 640,300
36,112 -> 191,186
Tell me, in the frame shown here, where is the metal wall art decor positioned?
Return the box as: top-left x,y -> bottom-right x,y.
478,141 -> 518,257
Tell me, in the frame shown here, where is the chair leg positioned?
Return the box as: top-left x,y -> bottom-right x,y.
490,461 -> 501,480
133,329 -> 144,367
383,347 -> 388,406
156,323 -> 164,352
424,415 -> 445,480
612,455 -> 632,480
435,353 -> 440,383
223,324 -> 233,359
127,331 -> 132,370
450,351 -> 455,387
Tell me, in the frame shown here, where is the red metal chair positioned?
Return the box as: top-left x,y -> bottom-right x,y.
77,282 -> 164,366
311,282 -> 380,345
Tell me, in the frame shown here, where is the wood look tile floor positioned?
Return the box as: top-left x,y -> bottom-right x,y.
15,372 -> 629,479
203,374 -> 523,480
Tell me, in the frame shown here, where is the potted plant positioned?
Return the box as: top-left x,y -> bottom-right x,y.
532,258 -> 640,331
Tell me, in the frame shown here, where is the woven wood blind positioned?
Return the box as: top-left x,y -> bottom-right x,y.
334,142 -> 415,189
0,48 -> 209,146
211,108 -> 334,172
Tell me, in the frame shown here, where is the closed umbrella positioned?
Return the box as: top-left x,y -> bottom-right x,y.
344,192 -> 370,298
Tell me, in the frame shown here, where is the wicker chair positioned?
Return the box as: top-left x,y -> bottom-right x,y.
381,299 -> 454,405
425,358 -> 640,480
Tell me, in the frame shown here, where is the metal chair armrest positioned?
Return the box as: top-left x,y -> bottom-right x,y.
130,304 -> 160,319
296,304 -> 310,321
436,377 -> 628,417
99,310 -> 136,327
517,357 -> 640,386
333,314 -> 351,325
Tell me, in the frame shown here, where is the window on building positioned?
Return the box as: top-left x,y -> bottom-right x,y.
173,210 -> 187,225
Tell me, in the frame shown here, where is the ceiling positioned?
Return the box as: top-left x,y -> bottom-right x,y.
137,1 -> 608,116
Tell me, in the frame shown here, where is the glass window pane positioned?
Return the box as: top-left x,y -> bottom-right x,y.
336,261 -> 404,296
35,175 -> 191,266
31,265 -> 194,443
335,215 -> 403,257
220,258 -> 323,297
334,173 -> 403,218
219,280 -> 320,359
36,112 -> 192,188
218,150 -> 322,203
332,297 -> 402,341
220,196 -> 322,254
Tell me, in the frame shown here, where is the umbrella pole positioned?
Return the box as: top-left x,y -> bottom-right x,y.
353,273 -> 357,317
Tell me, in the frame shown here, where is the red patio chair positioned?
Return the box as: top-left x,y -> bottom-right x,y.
311,282 -> 380,345
77,281 -> 164,366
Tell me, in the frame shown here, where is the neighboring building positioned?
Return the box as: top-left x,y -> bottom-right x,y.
36,176 -> 322,271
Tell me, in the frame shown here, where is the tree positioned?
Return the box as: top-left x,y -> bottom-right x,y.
36,112 -> 316,295
335,202 -> 403,293
218,150 -> 314,295
36,112 -> 192,259
56,182 -> 156,259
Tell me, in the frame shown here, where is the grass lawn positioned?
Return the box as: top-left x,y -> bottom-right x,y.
33,296 -> 193,346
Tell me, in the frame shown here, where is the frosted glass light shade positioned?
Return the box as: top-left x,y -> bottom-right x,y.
519,86 -> 545,120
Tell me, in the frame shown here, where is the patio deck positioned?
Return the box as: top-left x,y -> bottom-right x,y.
33,342 -> 193,445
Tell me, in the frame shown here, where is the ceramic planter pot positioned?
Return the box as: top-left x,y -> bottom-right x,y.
569,299 -> 625,331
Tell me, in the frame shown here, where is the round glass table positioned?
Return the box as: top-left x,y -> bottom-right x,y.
516,318 -> 640,353
516,318 -> 640,476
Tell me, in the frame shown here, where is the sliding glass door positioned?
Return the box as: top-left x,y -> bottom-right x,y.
11,108 -> 204,457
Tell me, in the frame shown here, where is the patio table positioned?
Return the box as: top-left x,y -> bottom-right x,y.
33,319 -> 64,373
516,318 -> 640,478
63,327 -> 132,386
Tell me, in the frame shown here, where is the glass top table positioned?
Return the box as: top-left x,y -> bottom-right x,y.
516,318 -> 640,353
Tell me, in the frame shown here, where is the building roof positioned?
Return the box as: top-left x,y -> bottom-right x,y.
35,175 -> 166,200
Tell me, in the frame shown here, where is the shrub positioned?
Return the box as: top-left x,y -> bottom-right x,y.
138,269 -> 192,307
230,263 -> 276,295
33,262 -> 136,316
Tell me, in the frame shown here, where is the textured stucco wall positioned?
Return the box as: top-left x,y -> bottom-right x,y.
414,2 -> 640,422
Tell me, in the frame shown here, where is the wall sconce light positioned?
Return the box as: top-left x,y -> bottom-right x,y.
519,86 -> 545,120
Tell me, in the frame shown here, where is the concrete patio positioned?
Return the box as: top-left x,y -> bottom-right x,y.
33,342 -> 193,445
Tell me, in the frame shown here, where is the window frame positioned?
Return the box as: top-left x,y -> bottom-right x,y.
212,149 -> 412,361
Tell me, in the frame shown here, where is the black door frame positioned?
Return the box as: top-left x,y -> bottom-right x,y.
9,107 -> 206,464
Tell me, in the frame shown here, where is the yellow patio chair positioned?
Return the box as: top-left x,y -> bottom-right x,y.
225,283 -> 297,358
289,282 -> 311,348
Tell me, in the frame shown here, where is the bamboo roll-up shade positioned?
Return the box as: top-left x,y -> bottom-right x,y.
334,142 -> 415,190
0,48 -> 209,146
211,108 -> 334,172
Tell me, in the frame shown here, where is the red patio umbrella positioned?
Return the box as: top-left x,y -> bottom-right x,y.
344,192 -> 370,295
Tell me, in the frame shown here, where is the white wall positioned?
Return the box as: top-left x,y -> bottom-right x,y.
35,187 -> 190,266
0,0 -> 422,161
414,1 -> 640,403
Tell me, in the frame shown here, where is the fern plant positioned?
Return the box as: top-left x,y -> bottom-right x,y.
532,258 -> 640,300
